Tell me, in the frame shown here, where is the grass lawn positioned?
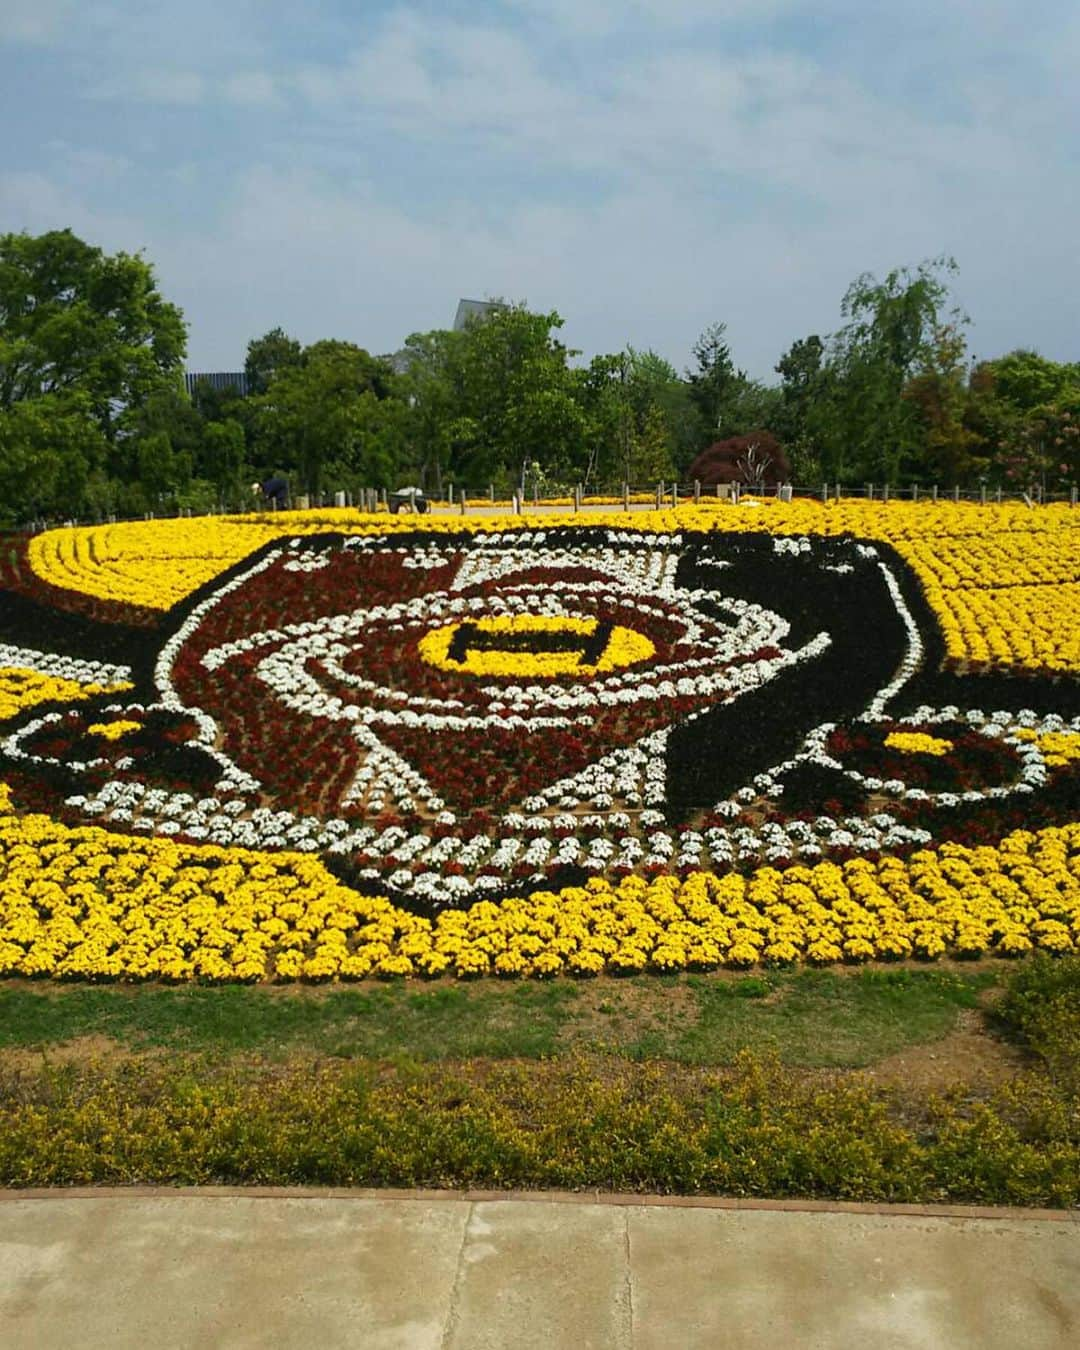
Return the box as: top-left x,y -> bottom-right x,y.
3,962 -> 1074,1201
0,965 -> 1002,1069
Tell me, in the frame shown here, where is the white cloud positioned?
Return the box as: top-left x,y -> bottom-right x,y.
2,1 -> 1078,381
221,71 -> 280,106
44,143 -> 132,186
503,0 -> 805,35
92,69 -> 207,104
0,0 -> 75,44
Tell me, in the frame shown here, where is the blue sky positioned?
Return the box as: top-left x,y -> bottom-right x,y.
2,1 -> 1077,378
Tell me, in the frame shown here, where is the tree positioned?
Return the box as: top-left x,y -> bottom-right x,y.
825,256 -> 966,482
570,353 -> 625,489
903,322 -> 984,485
0,393 -> 104,523
979,350 -> 1077,414
244,326 -> 303,396
201,418 -> 247,504
254,341 -> 400,494
0,228 -> 186,441
688,433 -> 789,488
627,403 -> 676,484
397,328 -> 463,491
1015,389 -> 1080,494
624,348 -> 701,478
686,323 -> 736,436
401,303 -> 589,490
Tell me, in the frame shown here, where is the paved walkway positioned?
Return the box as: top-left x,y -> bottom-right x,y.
2,1190 -> 1077,1348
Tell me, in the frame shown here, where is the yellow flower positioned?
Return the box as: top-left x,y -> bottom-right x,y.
86,720 -> 142,741
884,731 -> 954,756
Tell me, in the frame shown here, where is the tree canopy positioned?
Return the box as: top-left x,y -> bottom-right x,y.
1,229 -> 1076,525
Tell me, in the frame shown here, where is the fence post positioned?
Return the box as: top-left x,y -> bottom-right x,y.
882,482 -> 889,503
821,483 -> 828,504
980,484 -> 987,505
693,479 -> 701,503
912,483 -> 919,502
574,484 -> 582,512
996,486 -> 1003,504
732,481 -> 740,505
954,484 -> 960,504
867,483 -> 874,501
1071,486 -> 1077,508
932,484 -> 938,503
623,482 -> 630,511
448,483 -> 454,505
655,482 -> 662,510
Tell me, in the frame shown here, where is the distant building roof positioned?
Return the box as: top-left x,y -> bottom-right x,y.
184,371 -> 249,397
378,350 -> 417,376
453,298 -> 505,331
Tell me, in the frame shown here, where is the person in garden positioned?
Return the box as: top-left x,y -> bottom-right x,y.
255,476 -> 289,509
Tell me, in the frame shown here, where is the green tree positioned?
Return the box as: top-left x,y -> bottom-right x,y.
570,353 -> 625,489
397,328 -> 463,491
627,402 -> 676,484
201,418 -> 247,505
0,393 -> 104,523
624,348 -> 701,478
0,228 -> 186,442
686,323 -> 736,438
254,341 -> 400,495
1015,389 -> 1080,494
825,256 -> 966,482
244,326 -> 303,396
774,335 -> 827,478
903,323 -> 984,485
979,350 -> 1077,414
135,430 -> 187,503
400,303 -> 588,491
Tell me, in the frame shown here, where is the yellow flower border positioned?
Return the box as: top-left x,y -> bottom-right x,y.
0,782 -> 1077,981
25,500 -> 1080,673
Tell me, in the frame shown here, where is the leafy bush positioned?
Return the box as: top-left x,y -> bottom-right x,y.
2,1052 -> 1077,1205
996,956 -> 1080,1099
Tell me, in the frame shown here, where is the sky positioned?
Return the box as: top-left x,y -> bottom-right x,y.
1,1 -> 1077,380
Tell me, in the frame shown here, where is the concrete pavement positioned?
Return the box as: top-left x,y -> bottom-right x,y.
1,1191 -> 1077,1349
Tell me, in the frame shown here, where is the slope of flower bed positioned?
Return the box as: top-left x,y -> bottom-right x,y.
15,501 -> 1080,673
2,500 -> 1080,981
2,780 -> 1079,980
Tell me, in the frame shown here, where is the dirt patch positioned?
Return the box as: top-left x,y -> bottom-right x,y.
0,1034 -> 133,1072
863,1006 -> 1027,1094
557,977 -> 701,1052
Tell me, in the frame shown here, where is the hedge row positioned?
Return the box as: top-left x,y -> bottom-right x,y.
1,1050 -> 1076,1206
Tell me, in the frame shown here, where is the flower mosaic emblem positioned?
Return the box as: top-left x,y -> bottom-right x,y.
4,526 -> 1080,913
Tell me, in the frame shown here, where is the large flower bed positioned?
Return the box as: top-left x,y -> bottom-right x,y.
2,500 -> 1080,980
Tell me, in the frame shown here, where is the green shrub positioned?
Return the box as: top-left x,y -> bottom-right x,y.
996,956 -> 1080,1098
1,1053 -> 1077,1205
